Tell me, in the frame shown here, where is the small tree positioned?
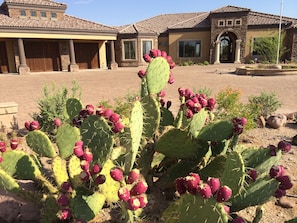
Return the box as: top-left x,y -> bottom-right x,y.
253,32 -> 287,63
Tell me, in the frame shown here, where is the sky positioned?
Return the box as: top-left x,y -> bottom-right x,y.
61,0 -> 297,26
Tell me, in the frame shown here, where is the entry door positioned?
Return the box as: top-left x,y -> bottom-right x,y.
0,41 -> 9,73
220,36 -> 234,63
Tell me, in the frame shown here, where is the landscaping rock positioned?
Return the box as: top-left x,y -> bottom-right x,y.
267,114 -> 287,129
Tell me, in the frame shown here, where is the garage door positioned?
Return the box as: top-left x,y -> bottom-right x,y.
74,42 -> 99,69
0,41 -> 9,73
24,41 -> 61,72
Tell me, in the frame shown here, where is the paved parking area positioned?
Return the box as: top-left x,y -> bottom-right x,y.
1,64 -> 297,129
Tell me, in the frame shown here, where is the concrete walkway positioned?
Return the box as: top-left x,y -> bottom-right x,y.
1,64 -> 297,130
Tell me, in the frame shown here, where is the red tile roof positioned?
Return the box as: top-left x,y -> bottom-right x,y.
4,0 -> 66,9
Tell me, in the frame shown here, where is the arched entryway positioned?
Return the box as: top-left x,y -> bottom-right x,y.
214,31 -> 241,64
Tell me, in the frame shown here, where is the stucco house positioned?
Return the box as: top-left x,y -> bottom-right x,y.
0,0 -> 118,74
1,0 -> 297,74
116,5 -> 297,67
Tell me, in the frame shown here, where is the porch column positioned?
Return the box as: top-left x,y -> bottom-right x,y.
234,39 -> 242,64
214,40 -> 220,64
68,39 -> 79,72
17,38 -> 30,75
109,40 -> 118,70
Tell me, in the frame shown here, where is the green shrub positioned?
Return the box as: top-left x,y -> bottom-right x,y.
32,80 -> 81,137
194,86 -> 212,98
248,92 -> 282,117
203,60 -> 209,65
182,61 -> 189,66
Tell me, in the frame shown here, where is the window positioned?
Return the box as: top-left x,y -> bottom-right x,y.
226,19 -> 233,27
179,40 -> 201,58
235,19 -> 242,26
51,12 -> 57,19
41,11 -> 47,18
123,40 -> 136,60
142,40 -> 152,56
30,11 -> 37,17
218,20 -> 225,27
20,10 -> 26,17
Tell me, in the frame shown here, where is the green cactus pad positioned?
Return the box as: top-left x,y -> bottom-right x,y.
146,57 -> 170,94
199,155 -> 227,180
26,130 -> 57,158
66,97 -> 83,121
160,107 -> 174,128
80,115 -> 114,164
197,120 -> 233,142
162,194 -> 228,223
0,168 -> 20,192
221,151 -> 245,197
52,156 -> 69,188
155,127 -> 198,159
71,187 -> 105,222
0,150 -> 41,179
141,95 -> 160,139
98,159 -> 121,203
189,108 -> 208,138
56,123 -> 81,159
68,155 -> 84,188
140,78 -> 148,98
40,195 -> 61,223
230,177 -> 279,212
241,146 -> 282,177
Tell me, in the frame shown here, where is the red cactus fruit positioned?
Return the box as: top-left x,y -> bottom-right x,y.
57,194 -> 70,207
168,75 -> 175,84
110,167 -> 123,182
178,88 -> 185,97
216,185 -> 232,202
59,208 -> 71,220
79,109 -> 89,119
232,217 -> 247,223
138,70 -> 146,78
224,205 -> 230,214
269,165 -> 285,178
80,160 -> 90,171
83,150 -> 93,162
30,120 -> 40,130
138,194 -> 148,208
143,54 -> 151,63
24,121 -> 31,131
112,121 -> 125,133
85,104 -> 95,115
90,164 -> 102,175
166,101 -> 172,109
269,145 -> 278,156
0,141 -> 6,152
158,91 -> 166,98
277,140 -> 291,153
198,97 -> 208,108
0,156 -> 2,163
53,118 -> 62,127
109,113 -> 121,124
96,105 -> 105,116
150,49 -> 158,58
184,175 -> 199,195
189,173 -> 200,185
75,141 -> 84,147
206,177 -> 220,194
186,109 -> 194,119
161,51 -> 167,58
198,183 -> 213,199
166,55 -> 173,64
126,197 -> 141,211
79,170 -> 90,182
274,188 -> 286,198
277,175 -> 293,190
206,98 -> 216,111
118,187 -> 130,202
175,177 -> 187,195
94,174 -> 106,185
73,145 -> 84,158
10,139 -> 18,150
61,181 -> 72,193
248,169 -> 258,182
126,169 -> 140,184
130,181 -> 148,196
103,109 -> 114,119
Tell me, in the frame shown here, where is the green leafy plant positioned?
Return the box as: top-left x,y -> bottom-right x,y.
248,92 -> 282,118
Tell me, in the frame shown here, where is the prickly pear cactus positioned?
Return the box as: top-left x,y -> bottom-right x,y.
145,57 -> 170,94
26,130 -> 56,158
52,156 -> 69,188
66,97 -> 83,120
80,115 -> 114,164
162,194 -> 228,223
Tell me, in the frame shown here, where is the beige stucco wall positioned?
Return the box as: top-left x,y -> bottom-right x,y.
168,31 -> 211,64
245,28 -> 279,61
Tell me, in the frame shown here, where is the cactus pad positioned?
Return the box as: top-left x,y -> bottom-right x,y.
197,120 -> 233,142
68,155 -> 83,188
66,97 -> 83,121
56,123 -> 81,159
0,168 -> 20,192
52,156 -> 69,188
26,130 -> 57,158
189,108 -> 208,138
146,57 -> 170,94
